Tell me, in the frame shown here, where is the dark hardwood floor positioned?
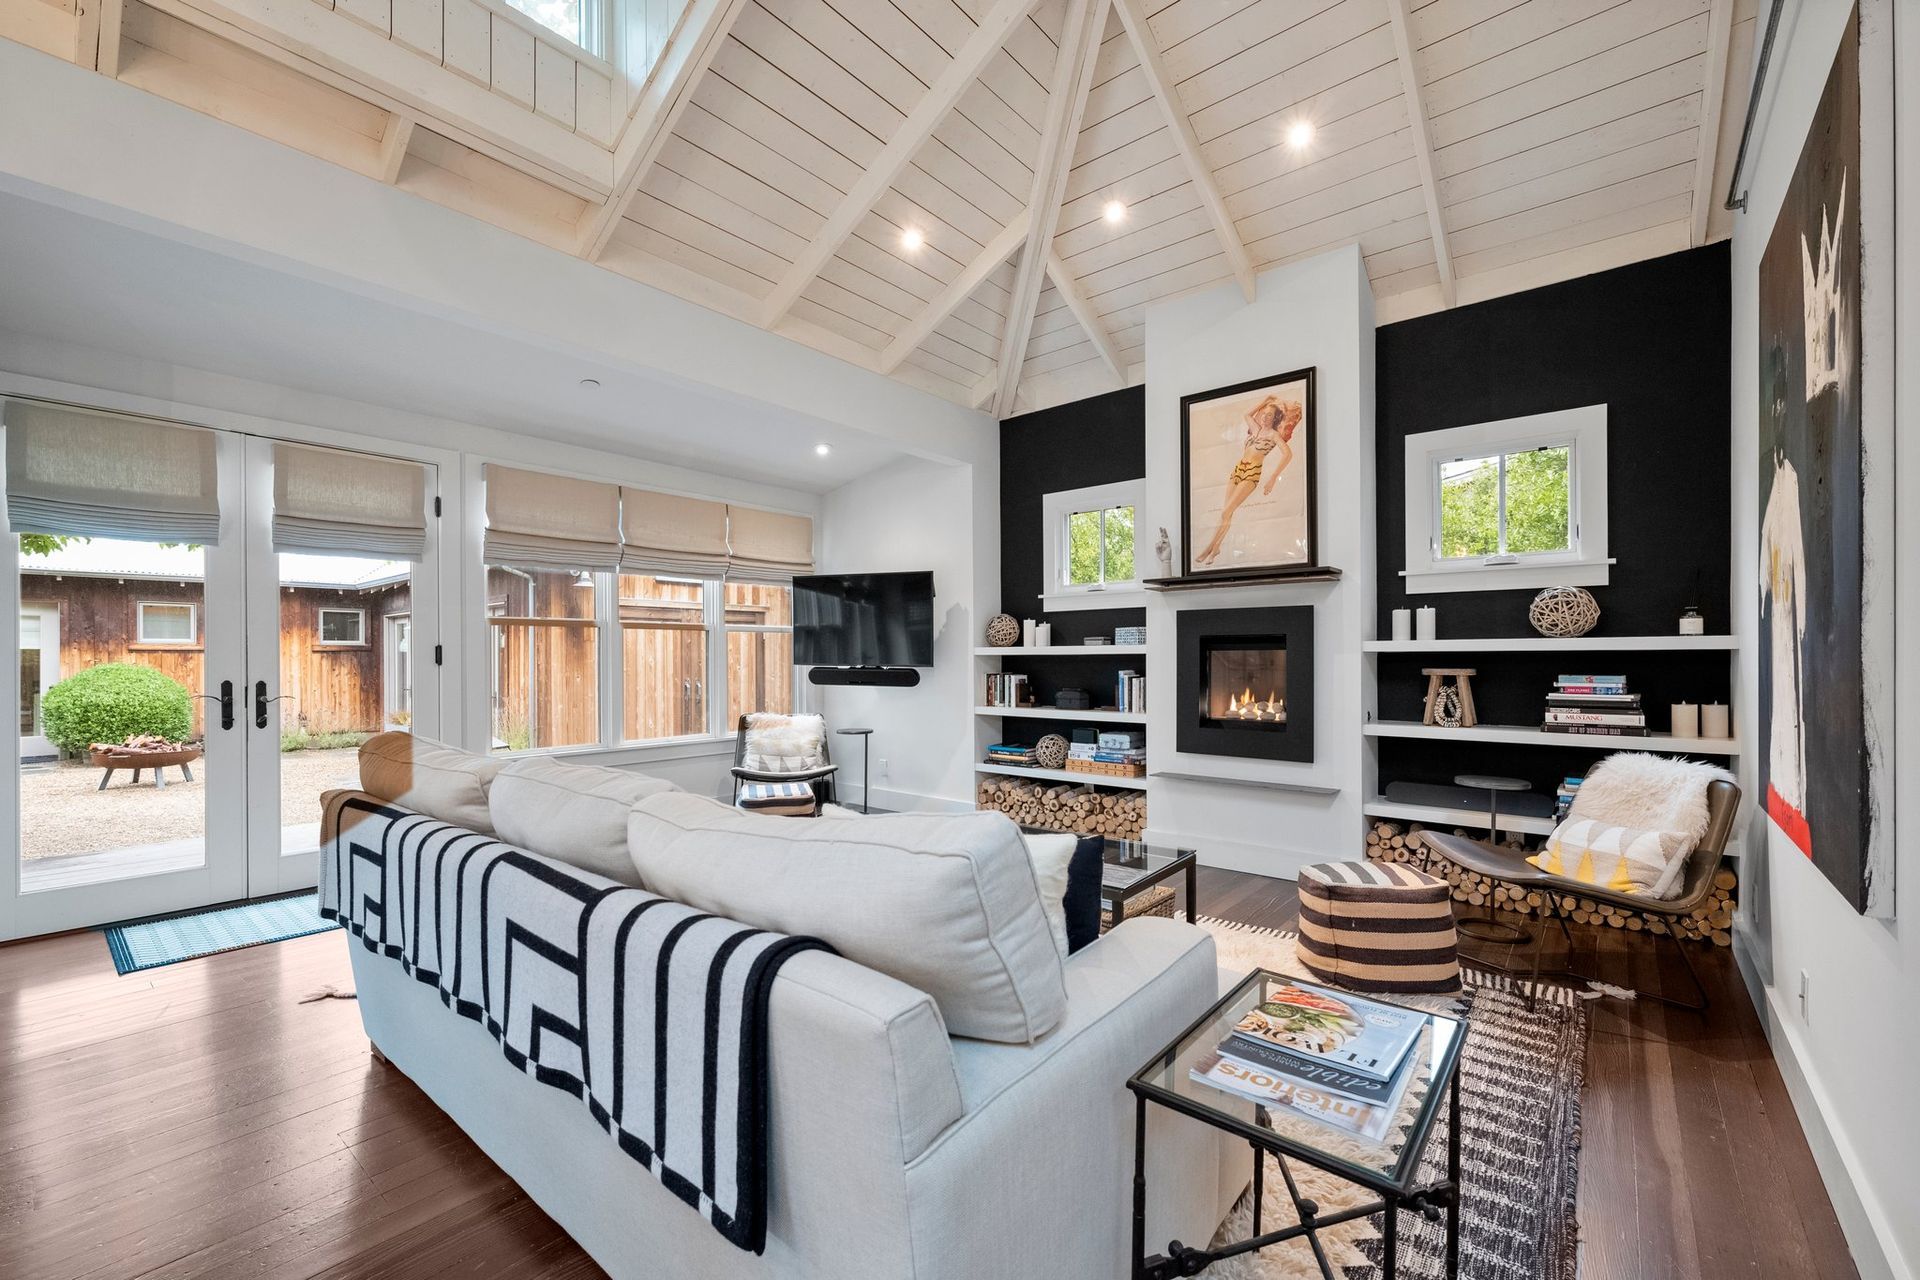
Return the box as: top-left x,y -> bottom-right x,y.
0,869 -> 1856,1279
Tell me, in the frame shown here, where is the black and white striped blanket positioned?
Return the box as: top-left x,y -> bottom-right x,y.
319,793 -> 830,1252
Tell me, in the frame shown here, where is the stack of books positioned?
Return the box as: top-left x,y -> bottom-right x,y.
1554,775 -> 1584,820
1114,668 -> 1145,713
984,742 -> 1037,768
1066,729 -> 1146,777
983,672 -> 1031,708
1542,674 -> 1648,737
1189,982 -> 1424,1143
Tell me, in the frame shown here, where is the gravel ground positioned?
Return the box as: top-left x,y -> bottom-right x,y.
20,747 -> 362,861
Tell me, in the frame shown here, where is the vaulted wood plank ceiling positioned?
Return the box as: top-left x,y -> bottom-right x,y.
5,0 -> 1753,415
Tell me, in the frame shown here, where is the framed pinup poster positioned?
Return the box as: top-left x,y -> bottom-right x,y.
1180,368 -> 1317,578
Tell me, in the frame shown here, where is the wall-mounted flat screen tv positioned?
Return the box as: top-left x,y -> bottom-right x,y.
793,571 -> 935,668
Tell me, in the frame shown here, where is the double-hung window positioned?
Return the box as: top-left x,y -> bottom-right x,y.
1041,479 -> 1145,609
486,565 -> 598,752
619,574 -> 709,742
1403,406 -> 1610,593
724,581 -> 794,728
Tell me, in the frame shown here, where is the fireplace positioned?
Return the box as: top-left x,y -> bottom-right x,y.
1176,606 -> 1314,762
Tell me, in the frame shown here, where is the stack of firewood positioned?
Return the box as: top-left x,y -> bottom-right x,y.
976,777 -> 1146,839
1364,820 -> 1737,947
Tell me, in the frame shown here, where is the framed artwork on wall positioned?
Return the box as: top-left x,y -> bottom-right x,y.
1179,368 -> 1316,578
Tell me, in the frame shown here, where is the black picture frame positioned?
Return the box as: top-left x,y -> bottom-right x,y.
1179,367 -> 1318,579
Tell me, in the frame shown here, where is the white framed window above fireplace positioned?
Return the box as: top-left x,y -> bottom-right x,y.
1402,405 -> 1611,594
1041,479 -> 1146,611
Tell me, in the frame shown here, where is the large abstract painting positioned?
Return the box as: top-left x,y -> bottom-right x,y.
1756,6 -> 1889,915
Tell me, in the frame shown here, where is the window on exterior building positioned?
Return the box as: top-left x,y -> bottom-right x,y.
620,574 -> 707,742
137,601 -> 196,645
317,607 -> 367,646
486,565 -> 597,752
1041,479 -> 1146,610
725,581 -> 793,727
1404,407 -> 1609,594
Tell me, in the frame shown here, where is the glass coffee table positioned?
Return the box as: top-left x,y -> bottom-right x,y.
1102,839 -> 1197,925
1127,969 -> 1466,1279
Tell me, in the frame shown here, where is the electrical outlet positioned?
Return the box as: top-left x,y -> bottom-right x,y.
1797,969 -> 1811,1023
875,757 -> 889,780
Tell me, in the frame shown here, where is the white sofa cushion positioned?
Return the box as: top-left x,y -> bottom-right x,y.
359,730 -> 506,834
489,755 -> 681,884
628,794 -> 1068,1044
741,712 -> 827,772
1021,832 -> 1077,960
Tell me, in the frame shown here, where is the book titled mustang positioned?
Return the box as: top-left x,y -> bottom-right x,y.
1188,1048 -> 1416,1143
1228,982 -> 1422,1084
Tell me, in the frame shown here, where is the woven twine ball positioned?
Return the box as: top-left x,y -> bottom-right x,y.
984,613 -> 1021,647
1034,733 -> 1069,769
1529,586 -> 1601,638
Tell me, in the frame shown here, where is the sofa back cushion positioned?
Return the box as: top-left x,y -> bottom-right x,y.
628,794 -> 1068,1043
490,756 -> 681,884
359,731 -> 506,834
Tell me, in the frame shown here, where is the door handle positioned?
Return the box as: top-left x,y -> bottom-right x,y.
194,680 -> 235,731
254,681 -> 293,729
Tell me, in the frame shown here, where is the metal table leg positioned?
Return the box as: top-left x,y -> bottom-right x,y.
1382,1202 -> 1398,1280
1184,859 -> 1197,923
1447,1068 -> 1461,1278
1131,1093 -> 1147,1280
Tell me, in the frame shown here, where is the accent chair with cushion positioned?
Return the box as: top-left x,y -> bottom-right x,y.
731,712 -> 838,806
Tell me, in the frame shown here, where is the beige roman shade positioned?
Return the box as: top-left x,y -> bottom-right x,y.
484,464 -> 622,571
274,442 -> 428,559
726,505 -> 814,580
4,400 -> 222,545
620,487 -> 729,577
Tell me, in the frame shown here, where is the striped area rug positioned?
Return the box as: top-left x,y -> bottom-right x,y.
103,893 -> 339,974
1197,917 -> 1584,1280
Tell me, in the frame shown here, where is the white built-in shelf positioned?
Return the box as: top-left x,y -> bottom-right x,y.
1362,635 -> 1739,654
974,762 -> 1149,790
1362,797 -> 1558,837
974,706 -> 1146,724
1364,720 -> 1740,755
972,645 -> 1147,657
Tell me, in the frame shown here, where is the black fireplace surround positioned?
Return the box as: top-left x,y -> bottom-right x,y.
1176,606 -> 1315,762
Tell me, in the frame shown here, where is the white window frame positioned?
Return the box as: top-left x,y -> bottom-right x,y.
489,0 -> 610,61
1402,405 -> 1611,595
136,600 -> 197,645
1041,479 -> 1147,611
721,580 -> 795,725
316,606 -> 367,646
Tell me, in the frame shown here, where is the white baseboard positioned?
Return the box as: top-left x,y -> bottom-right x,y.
852,785 -> 973,814
1143,827 -> 1310,882
1733,937 -> 1909,1280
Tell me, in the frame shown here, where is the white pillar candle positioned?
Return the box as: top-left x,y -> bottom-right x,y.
1671,703 -> 1699,737
1415,606 -> 1438,641
1702,703 -> 1731,739
1392,609 -> 1412,642
1035,622 -> 1051,647
1022,618 -> 1037,647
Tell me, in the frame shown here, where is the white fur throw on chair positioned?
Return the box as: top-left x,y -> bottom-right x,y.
1568,753 -> 1732,852
743,712 -> 828,772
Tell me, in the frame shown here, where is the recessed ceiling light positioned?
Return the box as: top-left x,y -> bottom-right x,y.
1285,120 -> 1315,151
899,227 -> 924,252
579,377 -> 600,389
814,443 -> 832,457
1103,199 -> 1127,224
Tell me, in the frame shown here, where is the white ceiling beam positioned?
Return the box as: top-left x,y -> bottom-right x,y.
994,0 -> 1105,418
760,0 -> 1047,328
1690,0 -> 1735,246
1045,250 -> 1124,384
1385,0 -> 1454,308
1111,0 -> 1254,303
881,209 -> 1031,373
93,0 -> 124,76
376,113 -> 414,184
577,0 -> 750,260
970,371 -> 998,411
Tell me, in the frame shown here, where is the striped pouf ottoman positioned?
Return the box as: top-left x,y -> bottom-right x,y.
1297,860 -> 1461,994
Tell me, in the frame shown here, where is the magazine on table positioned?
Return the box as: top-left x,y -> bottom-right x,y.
1188,1044 -> 1420,1143
1212,1031 -> 1404,1104
1228,982 -> 1423,1083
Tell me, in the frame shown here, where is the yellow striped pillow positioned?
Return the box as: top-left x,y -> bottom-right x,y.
1528,818 -> 1691,898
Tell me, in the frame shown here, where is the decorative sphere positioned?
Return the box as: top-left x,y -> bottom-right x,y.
1034,733 -> 1069,769
984,613 -> 1021,647
1529,586 -> 1601,638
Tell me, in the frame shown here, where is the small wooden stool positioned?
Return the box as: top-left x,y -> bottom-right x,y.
1421,667 -> 1478,727
1297,860 -> 1461,994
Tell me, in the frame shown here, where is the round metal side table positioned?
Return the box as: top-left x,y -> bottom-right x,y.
835,728 -> 874,813
1453,773 -> 1534,944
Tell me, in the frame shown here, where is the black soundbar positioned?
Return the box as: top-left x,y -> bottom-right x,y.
806,666 -> 921,688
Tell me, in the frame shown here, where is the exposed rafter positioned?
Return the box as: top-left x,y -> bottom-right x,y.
1110,0 -> 1254,303
1690,0 -> 1735,246
577,0 -> 751,260
759,0 -> 1047,329
881,210 -> 1031,373
994,0 -> 1105,418
1045,250 -> 1124,384
1385,0 -> 1454,307
971,371 -> 998,411
376,113 -> 414,184
94,0 -> 123,76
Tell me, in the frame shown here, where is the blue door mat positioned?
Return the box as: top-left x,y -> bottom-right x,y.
103,892 -> 339,974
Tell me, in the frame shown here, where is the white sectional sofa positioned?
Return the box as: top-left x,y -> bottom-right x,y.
328,735 -> 1239,1279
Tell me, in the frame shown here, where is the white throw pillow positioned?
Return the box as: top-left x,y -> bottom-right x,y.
359,731 -> 506,835
628,794 -> 1067,1044
1022,832 -> 1078,960
1528,818 -> 1692,899
742,712 -> 827,772
490,756 -> 680,885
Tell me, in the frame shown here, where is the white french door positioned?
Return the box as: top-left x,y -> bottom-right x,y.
2,408 -> 439,939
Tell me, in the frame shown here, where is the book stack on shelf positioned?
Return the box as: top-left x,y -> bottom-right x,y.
1542,673 -> 1648,737
1114,668 -> 1145,713
983,672 -> 1032,708
984,742 -> 1038,769
1066,728 -> 1146,778
1555,774 -> 1584,820
1189,982 -> 1424,1143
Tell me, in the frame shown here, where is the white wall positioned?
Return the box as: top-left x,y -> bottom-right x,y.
1729,4 -> 1915,1278
1141,246 -> 1376,877
815,454 -> 999,811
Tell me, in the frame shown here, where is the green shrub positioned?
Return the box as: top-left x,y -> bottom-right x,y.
41,663 -> 193,756
280,728 -> 374,752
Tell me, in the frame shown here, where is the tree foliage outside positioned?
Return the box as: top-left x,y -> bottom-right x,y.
1066,505 -> 1135,585
41,663 -> 194,755
1437,447 -> 1570,559
18,533 -> 76,557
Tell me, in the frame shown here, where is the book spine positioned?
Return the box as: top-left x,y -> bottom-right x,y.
1543,710 -> 1648,726
1555,674 -> 1628,684
1553,685 -> 1628,695
1540,724 -> 1651,736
